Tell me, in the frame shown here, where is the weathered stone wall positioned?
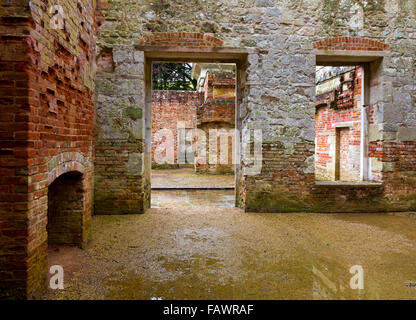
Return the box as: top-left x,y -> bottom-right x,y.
152,90 -> 201,167
0,0 -> 95,299
95,0 -> 416,213
94,45 -> 145,215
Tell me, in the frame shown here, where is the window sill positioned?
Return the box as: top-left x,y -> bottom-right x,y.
315,181 -> 383,188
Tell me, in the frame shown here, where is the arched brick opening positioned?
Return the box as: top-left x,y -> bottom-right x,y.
47,171 -> 85,246
46,152 -> 92,248
313,37 -> 390,51
138,32 -> 224,47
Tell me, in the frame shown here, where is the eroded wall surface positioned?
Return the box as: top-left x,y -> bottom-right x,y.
152,90 -> 201,167
315,67 -> 362,181
0,0 -> 96,298
95,0 -> 416,213
196,70 -> 236,174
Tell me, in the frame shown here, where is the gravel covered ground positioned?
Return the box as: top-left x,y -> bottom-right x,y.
42,208 -> 416,300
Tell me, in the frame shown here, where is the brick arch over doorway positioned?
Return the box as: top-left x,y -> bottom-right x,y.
47,152 -> 90,185
138,32 -> 224,47
313,37 -> 390,51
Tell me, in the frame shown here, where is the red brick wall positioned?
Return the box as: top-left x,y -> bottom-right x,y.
152,90 -> 202,166
313,37 -> 390,51
0,1 -> 96,299
195,70 -> 236,174
315,67 -> 362,181
0,3 -> 32,300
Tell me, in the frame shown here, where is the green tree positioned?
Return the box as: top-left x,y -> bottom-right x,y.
152,63 -> 197,91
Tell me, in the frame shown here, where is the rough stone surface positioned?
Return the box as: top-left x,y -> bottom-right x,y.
94,0 -> 416,214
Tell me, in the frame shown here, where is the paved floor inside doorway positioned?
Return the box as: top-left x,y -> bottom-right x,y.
151,168 -> 236,207
151,168 -> 235,189
152,189 -> 235,208
42,209 -> 416,300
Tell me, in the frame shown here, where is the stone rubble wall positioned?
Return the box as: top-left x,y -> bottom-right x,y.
95,0 -> 416,213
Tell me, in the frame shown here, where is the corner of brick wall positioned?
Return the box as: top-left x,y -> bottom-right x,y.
0,1 -> 96,299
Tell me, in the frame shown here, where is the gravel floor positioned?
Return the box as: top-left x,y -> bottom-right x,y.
41,209 -> 416,300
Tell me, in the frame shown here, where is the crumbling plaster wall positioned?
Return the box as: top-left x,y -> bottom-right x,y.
95,0 -> 416,213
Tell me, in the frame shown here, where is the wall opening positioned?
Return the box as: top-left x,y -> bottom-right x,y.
47,171 -> 84,246
314,57 -> 385,185
150,62 -> 237,208
315,65 -> 364,182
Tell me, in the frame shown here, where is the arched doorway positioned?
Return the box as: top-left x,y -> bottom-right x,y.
47,171 -> 84,246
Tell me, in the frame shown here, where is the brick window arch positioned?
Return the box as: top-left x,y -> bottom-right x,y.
313,37 -> 390,51
138,32 -> 224,47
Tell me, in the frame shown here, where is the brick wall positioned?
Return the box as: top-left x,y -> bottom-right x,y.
152,90 -> 202,167
315,67 -> 362,181
47,172 -> 84,246
0,2 -> 32,299
195,70 -> 236,174
0,0 -> 95,299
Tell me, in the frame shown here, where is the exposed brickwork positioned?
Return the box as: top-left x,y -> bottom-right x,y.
196,70 -> 236,174
0,0 -> 95,299
152,90 -> 202,166
313,37 -> 390,51
47,172 -> 84,246
1,0 -> 416,300
244,141 -> 315,212
315,67 -> 362,181
0,2 -> 33,300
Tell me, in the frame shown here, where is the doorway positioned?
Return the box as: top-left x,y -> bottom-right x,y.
150,62 -> 237,208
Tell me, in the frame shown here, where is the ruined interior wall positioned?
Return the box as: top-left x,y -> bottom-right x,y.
0,0 -> 96,299
195,71 -> 236,174
96,0 -> 416,213
315,67 -> 362,181
152,90 -> 201,167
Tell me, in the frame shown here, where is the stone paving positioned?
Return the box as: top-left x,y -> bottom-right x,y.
151,168 -> 235,189
151,169 -> 236,207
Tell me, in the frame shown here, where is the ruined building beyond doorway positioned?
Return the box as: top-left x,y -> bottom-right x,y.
151,63 -> 236,174
1,0 -> 416,299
